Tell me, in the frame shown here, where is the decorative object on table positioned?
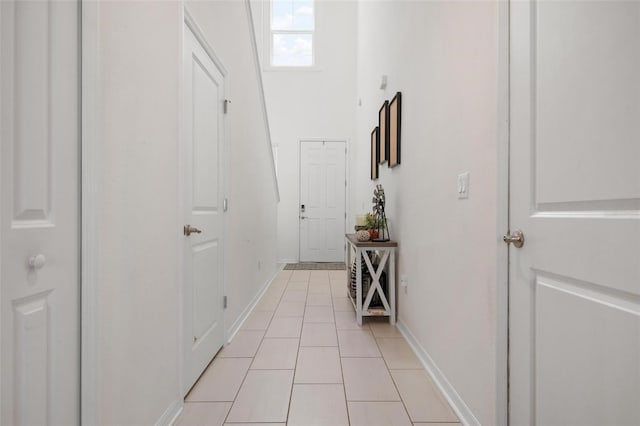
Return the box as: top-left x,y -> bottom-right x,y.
365,213 -> 379,240
356,230 -> 370,242
371,184 -> 390,241
371,127 -> 379,180
389,92 -> 402,168
355,214 -> 367,227
378,100 -> 389,164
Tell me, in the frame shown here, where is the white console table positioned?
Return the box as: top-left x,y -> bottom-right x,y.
345,234 -> 397,325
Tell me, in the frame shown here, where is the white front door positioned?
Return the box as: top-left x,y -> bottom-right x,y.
1,1 -> 80,424
300,141 -> 346,262
182,24 -> 226,395
509,1 -> 640,424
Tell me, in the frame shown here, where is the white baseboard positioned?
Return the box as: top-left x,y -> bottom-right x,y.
278,258 -> 297,264
225,265 -> 283,343
396,320 -> 480,426
156,398 -> 183,426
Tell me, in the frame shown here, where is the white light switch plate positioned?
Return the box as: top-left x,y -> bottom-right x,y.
457,172 -> 470,199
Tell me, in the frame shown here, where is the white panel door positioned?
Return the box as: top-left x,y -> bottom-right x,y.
0,1 -> 80,424
300,141 -> 346,262
182,24 -> 226,395
509,2 -> 640,425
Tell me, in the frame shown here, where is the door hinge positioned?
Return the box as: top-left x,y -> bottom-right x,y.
223,296 -> 228,309
224,99 -> 231,114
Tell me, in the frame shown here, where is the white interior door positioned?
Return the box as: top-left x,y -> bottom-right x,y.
182,24 -> 226,395
509,1 -> 640,424
300,141 -> 346,262
1,1 -> 80,424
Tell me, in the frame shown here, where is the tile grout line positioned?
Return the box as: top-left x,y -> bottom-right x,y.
371,321 -> 414,425
332,275 -> 352,426
221,272 -> 288,425
285,275 -> 309,425
189,270 -> 352,426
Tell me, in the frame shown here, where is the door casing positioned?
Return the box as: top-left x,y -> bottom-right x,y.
496,1 -> 510,426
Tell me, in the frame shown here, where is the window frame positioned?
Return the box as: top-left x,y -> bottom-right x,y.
267,0 -> 317,69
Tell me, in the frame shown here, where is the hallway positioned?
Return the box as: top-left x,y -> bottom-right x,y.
178,268 -> 460,425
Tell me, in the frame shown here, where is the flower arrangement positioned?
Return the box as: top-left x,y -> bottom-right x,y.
365,213 -> 387,239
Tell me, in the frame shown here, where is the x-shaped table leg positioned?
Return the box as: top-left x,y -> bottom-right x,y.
361,249 -> 391,313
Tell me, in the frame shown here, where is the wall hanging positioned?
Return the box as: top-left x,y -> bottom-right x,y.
389,92 -> 402,167
378,100 -> 389,164
371,127 -> 379,180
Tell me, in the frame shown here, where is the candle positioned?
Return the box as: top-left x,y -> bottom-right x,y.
355,215 -> 367,226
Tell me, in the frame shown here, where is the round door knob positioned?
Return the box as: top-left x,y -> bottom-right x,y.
29,254 -> 47,270
503,229 -> 525,248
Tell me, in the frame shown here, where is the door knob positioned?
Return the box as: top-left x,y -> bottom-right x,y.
29,254 -> 47,270
503,229 -> 525,248
183,225 -> 202,236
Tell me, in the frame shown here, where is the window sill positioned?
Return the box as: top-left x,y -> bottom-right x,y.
263,65 -> 322,73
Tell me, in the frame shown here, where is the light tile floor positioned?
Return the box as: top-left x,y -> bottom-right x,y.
178,269 -> 460,426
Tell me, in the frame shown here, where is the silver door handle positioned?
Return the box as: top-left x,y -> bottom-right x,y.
184,225 -> 202,236
503,229 -> 525,248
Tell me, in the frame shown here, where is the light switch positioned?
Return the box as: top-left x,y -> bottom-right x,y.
457,172 -> 470,199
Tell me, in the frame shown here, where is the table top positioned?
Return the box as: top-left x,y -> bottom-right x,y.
345,234 -> 398,248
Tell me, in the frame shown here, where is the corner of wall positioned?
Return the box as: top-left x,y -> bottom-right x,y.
155,399 -> 183,426
397,321 -> 481,426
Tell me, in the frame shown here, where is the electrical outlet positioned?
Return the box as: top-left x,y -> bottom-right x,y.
457,172 -> 470,199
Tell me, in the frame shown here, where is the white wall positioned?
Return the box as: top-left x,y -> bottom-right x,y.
93,3 -> 182,423
354,1 -> 499,424
89,1 -> 278,423
251,0 -> 357,262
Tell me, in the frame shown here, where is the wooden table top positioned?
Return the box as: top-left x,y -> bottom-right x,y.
345,234 -> 398,248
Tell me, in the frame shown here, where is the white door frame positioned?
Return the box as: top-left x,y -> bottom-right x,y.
81,1 -> 100,423
297,138 -> 349,262
496,1 -> 510,426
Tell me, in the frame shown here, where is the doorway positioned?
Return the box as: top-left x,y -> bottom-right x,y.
299,140 -> 347,263
182,18 -> 227,395
506,1 -> 640,424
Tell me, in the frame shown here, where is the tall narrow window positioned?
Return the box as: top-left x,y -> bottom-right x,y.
271,0 -> 314,67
